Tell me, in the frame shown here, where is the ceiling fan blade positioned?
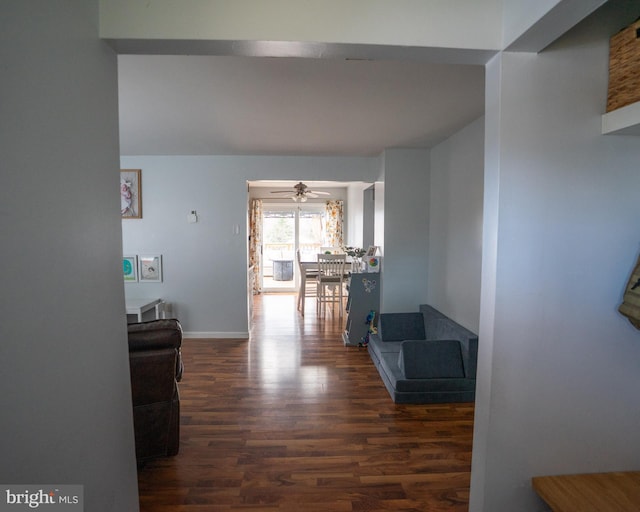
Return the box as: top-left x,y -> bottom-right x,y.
267,183 -> 330,199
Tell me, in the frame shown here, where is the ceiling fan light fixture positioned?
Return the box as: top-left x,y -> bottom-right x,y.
271,181 -> 330,202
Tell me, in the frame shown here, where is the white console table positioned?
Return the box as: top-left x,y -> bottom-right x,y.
126,298 -> 162,323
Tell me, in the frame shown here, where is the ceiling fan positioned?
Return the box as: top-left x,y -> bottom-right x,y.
270,182 -> 330,202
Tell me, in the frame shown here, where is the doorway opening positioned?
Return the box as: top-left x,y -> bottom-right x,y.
261,204 -> 325,292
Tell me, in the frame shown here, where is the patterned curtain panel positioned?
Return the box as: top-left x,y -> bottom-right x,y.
249,199 -> 263,294
324,200 -> 344,248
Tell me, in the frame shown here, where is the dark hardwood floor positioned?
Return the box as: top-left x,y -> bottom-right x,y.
137,293 -> 474,511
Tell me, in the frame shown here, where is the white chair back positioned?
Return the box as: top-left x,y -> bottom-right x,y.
316,253 -> 347,315
317,253 -> 346,279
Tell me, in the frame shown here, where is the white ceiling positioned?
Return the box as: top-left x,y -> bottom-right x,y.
117,54 -> 485,157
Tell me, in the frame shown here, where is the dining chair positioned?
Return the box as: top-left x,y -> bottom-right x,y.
316,253 -> 347,316
296,249 -> 318,316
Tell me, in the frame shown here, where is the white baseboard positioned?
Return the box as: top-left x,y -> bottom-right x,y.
183,331 -> 249,339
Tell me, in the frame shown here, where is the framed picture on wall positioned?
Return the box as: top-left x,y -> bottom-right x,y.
120,169 -> 142,219
139,254 -> 162,282
123,255 -> 138,282
366,245 -> 379,257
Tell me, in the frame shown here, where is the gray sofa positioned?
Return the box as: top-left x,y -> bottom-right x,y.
367,305 -> 478,404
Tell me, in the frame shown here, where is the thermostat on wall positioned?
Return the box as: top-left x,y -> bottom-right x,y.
187,210 -> 198,223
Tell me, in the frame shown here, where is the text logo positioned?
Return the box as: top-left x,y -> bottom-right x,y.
0,486 -> 83,511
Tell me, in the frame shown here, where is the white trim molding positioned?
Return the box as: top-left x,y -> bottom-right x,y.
183,331 -> 249,339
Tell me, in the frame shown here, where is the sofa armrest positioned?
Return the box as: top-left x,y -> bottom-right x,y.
462,336 -> 478,379
128,319 -> 182,350
129,349 -> 178,405
128,319 -> 184,381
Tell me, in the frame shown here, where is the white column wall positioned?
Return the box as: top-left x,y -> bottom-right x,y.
468,52 -> 502,512
428,116 -> 485,332
1,2 -> 139,510
470,4 -> 640,510
346,183 -> 367,248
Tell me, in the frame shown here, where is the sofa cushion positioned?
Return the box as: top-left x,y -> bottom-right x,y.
397,340 -> 465,379
367,335 -> 402,368
378,312 -> 426,341
422,317 -> 478,379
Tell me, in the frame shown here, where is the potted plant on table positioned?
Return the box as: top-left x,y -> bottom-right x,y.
343,246 -> 367,273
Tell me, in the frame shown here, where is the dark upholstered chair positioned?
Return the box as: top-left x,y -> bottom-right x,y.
128,319 -> 183,462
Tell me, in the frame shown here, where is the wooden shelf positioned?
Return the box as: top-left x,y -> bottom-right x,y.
602,100 -> 640,135
532,471 -> 640,512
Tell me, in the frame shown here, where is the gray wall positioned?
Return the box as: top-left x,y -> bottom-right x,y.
379,149 -> 431,313
428,116 -> 484,332
1,2 -> 139,510
121,150 -> 443,333
120,155 -> 379,335
470,3 -> 640,510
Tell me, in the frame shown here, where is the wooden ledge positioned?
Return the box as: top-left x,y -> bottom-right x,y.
532,471 -> 640,512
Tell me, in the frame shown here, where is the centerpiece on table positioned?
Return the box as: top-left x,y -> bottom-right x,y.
343,246 -> 367,273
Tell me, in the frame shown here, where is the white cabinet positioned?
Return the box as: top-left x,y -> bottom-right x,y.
342,273 -> 381,347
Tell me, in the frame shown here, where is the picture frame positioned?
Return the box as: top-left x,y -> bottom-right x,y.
138,254 -> 163,282
365,255 -> 381,273
366,245 -> 379,257
123,255 -> 138,282
120,169 -> 142,219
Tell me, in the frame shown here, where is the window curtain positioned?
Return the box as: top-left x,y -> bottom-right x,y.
249,199 -> 262,294
324,200 -> 344,248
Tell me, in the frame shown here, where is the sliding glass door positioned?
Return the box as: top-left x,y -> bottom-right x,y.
261,204 -> 324,292
262,208 -> 295,291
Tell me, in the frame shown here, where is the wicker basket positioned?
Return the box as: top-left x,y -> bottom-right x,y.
606,18 -> 640,112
